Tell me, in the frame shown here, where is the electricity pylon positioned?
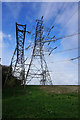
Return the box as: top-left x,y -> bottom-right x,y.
26,17 -> 53,85
4,23 -> 26,87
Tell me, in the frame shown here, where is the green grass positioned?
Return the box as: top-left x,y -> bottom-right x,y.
2,85 -> 79,118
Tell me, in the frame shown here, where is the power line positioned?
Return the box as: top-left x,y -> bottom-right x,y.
53,47 -> 79,54
51,59 -> 72,63
43,32 -> 79,43
52,4 -> 78,37
40,3 -> 78,52
70,56 -> 80,60
51,56 -> 80,63
44,3 -> 66,44
43,3 -> 67,43
47,32 -> 79,55
45,3 -> 78,48
30,32 -> 79,55
47,4 -> 78,55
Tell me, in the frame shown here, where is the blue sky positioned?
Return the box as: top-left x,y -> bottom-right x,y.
1,2 -> 79,85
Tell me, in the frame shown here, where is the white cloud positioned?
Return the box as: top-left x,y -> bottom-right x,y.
54,3 -> 77,26
45,54 -> 78,85
2,32 -> 12,42
8,34 -> 12,40
39,2 -> 78,53
0,31 -> 15,65
61,35 -> 78,51
39,2 -> 61,21
58,4 -> 78,50
43,3 -> 78,54
0,31 -> 12,42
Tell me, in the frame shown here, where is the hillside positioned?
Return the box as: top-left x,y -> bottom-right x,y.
39,85 -> 78,94
2,85 -> 79,119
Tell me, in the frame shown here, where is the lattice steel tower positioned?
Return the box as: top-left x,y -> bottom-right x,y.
4,23 -> 26,86
26,17 -> 52,85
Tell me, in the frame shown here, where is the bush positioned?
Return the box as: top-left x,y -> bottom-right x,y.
2,65 -> 21,88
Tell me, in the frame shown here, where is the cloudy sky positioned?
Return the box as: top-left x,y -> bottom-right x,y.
1,1 -> 79,85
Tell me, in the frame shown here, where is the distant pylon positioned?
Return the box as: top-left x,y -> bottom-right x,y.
26,17 -> 53,85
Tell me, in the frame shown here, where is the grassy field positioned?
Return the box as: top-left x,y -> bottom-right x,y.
2,85 -> 79,119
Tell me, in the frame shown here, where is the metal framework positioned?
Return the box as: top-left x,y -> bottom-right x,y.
4,17 -> 80,87
4,18 -> 53,86
4,23 -> 26,86
26,17 -> 52,85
